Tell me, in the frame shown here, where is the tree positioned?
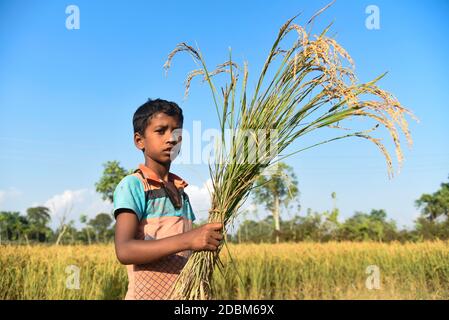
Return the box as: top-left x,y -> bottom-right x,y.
0,211 -> 29,243
415,175 -> 449,221
414,216 -> 449,240
95,161 -> 129,203
252,162 -> 299,243
89,213 -> 113,242
322,192 -> 341,240
54,220 -> 78,245
51,201 -> 73,246
0,213 -> 6,244
235,215 -> 278,243
338,209 -> 397,242
295,210 -> 326,242
26,206 -> 52,242
80,214 -> 92,245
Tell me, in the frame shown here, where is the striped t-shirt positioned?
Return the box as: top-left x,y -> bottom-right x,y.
113,163 -> 196,300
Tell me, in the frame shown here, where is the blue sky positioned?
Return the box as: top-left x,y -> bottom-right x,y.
1,0 -> 448,229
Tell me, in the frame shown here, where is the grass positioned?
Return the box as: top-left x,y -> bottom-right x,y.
1,242 -> 449,300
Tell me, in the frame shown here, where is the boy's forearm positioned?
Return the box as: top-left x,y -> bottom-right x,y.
115,232 -> 191,265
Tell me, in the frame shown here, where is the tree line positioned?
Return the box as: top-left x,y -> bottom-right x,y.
1,161 -> 448,244
227,163 -> 449,243
0,208 -> 113,245
228,207 -> 449,243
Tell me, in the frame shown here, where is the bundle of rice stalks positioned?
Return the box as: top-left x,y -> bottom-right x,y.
163,8 -> 418,300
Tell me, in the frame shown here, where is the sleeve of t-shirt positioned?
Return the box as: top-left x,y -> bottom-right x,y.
113,175 -> 146,221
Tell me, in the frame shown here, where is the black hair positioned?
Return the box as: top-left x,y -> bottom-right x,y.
133,98 -> 184,136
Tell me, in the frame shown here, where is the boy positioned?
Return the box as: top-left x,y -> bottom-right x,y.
113,98 -> 223,300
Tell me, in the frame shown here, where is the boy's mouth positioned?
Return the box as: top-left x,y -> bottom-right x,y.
162,147 -> 174,156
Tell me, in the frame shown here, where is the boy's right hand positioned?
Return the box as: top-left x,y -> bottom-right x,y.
186,222 -> 224,251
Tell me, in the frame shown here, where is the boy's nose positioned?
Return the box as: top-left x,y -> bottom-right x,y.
168,132 -> 182,143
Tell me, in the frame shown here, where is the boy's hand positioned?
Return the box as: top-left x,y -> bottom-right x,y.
186,222 -> 224,251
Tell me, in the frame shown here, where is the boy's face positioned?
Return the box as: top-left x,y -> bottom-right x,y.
134,112 -> 183,164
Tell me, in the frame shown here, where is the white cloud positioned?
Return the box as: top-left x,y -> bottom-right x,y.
43,189 -> 87,219
35,189 -> 112,229
185,179 -> 214,222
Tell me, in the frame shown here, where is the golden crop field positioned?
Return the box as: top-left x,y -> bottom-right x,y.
1,242 -> 449,300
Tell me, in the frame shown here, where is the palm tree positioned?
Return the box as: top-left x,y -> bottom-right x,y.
26,206 -> 51,242
253,162 -> 299,243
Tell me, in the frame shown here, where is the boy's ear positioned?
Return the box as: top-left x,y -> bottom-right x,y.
134,132 -> 145,152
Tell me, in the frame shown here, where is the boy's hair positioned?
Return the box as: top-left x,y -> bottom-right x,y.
133,98 -> 184,136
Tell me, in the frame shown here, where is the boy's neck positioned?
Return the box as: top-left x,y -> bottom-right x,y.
144,157 -> 170,182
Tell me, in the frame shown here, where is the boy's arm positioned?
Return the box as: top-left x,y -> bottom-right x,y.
114,211 -> 223,265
